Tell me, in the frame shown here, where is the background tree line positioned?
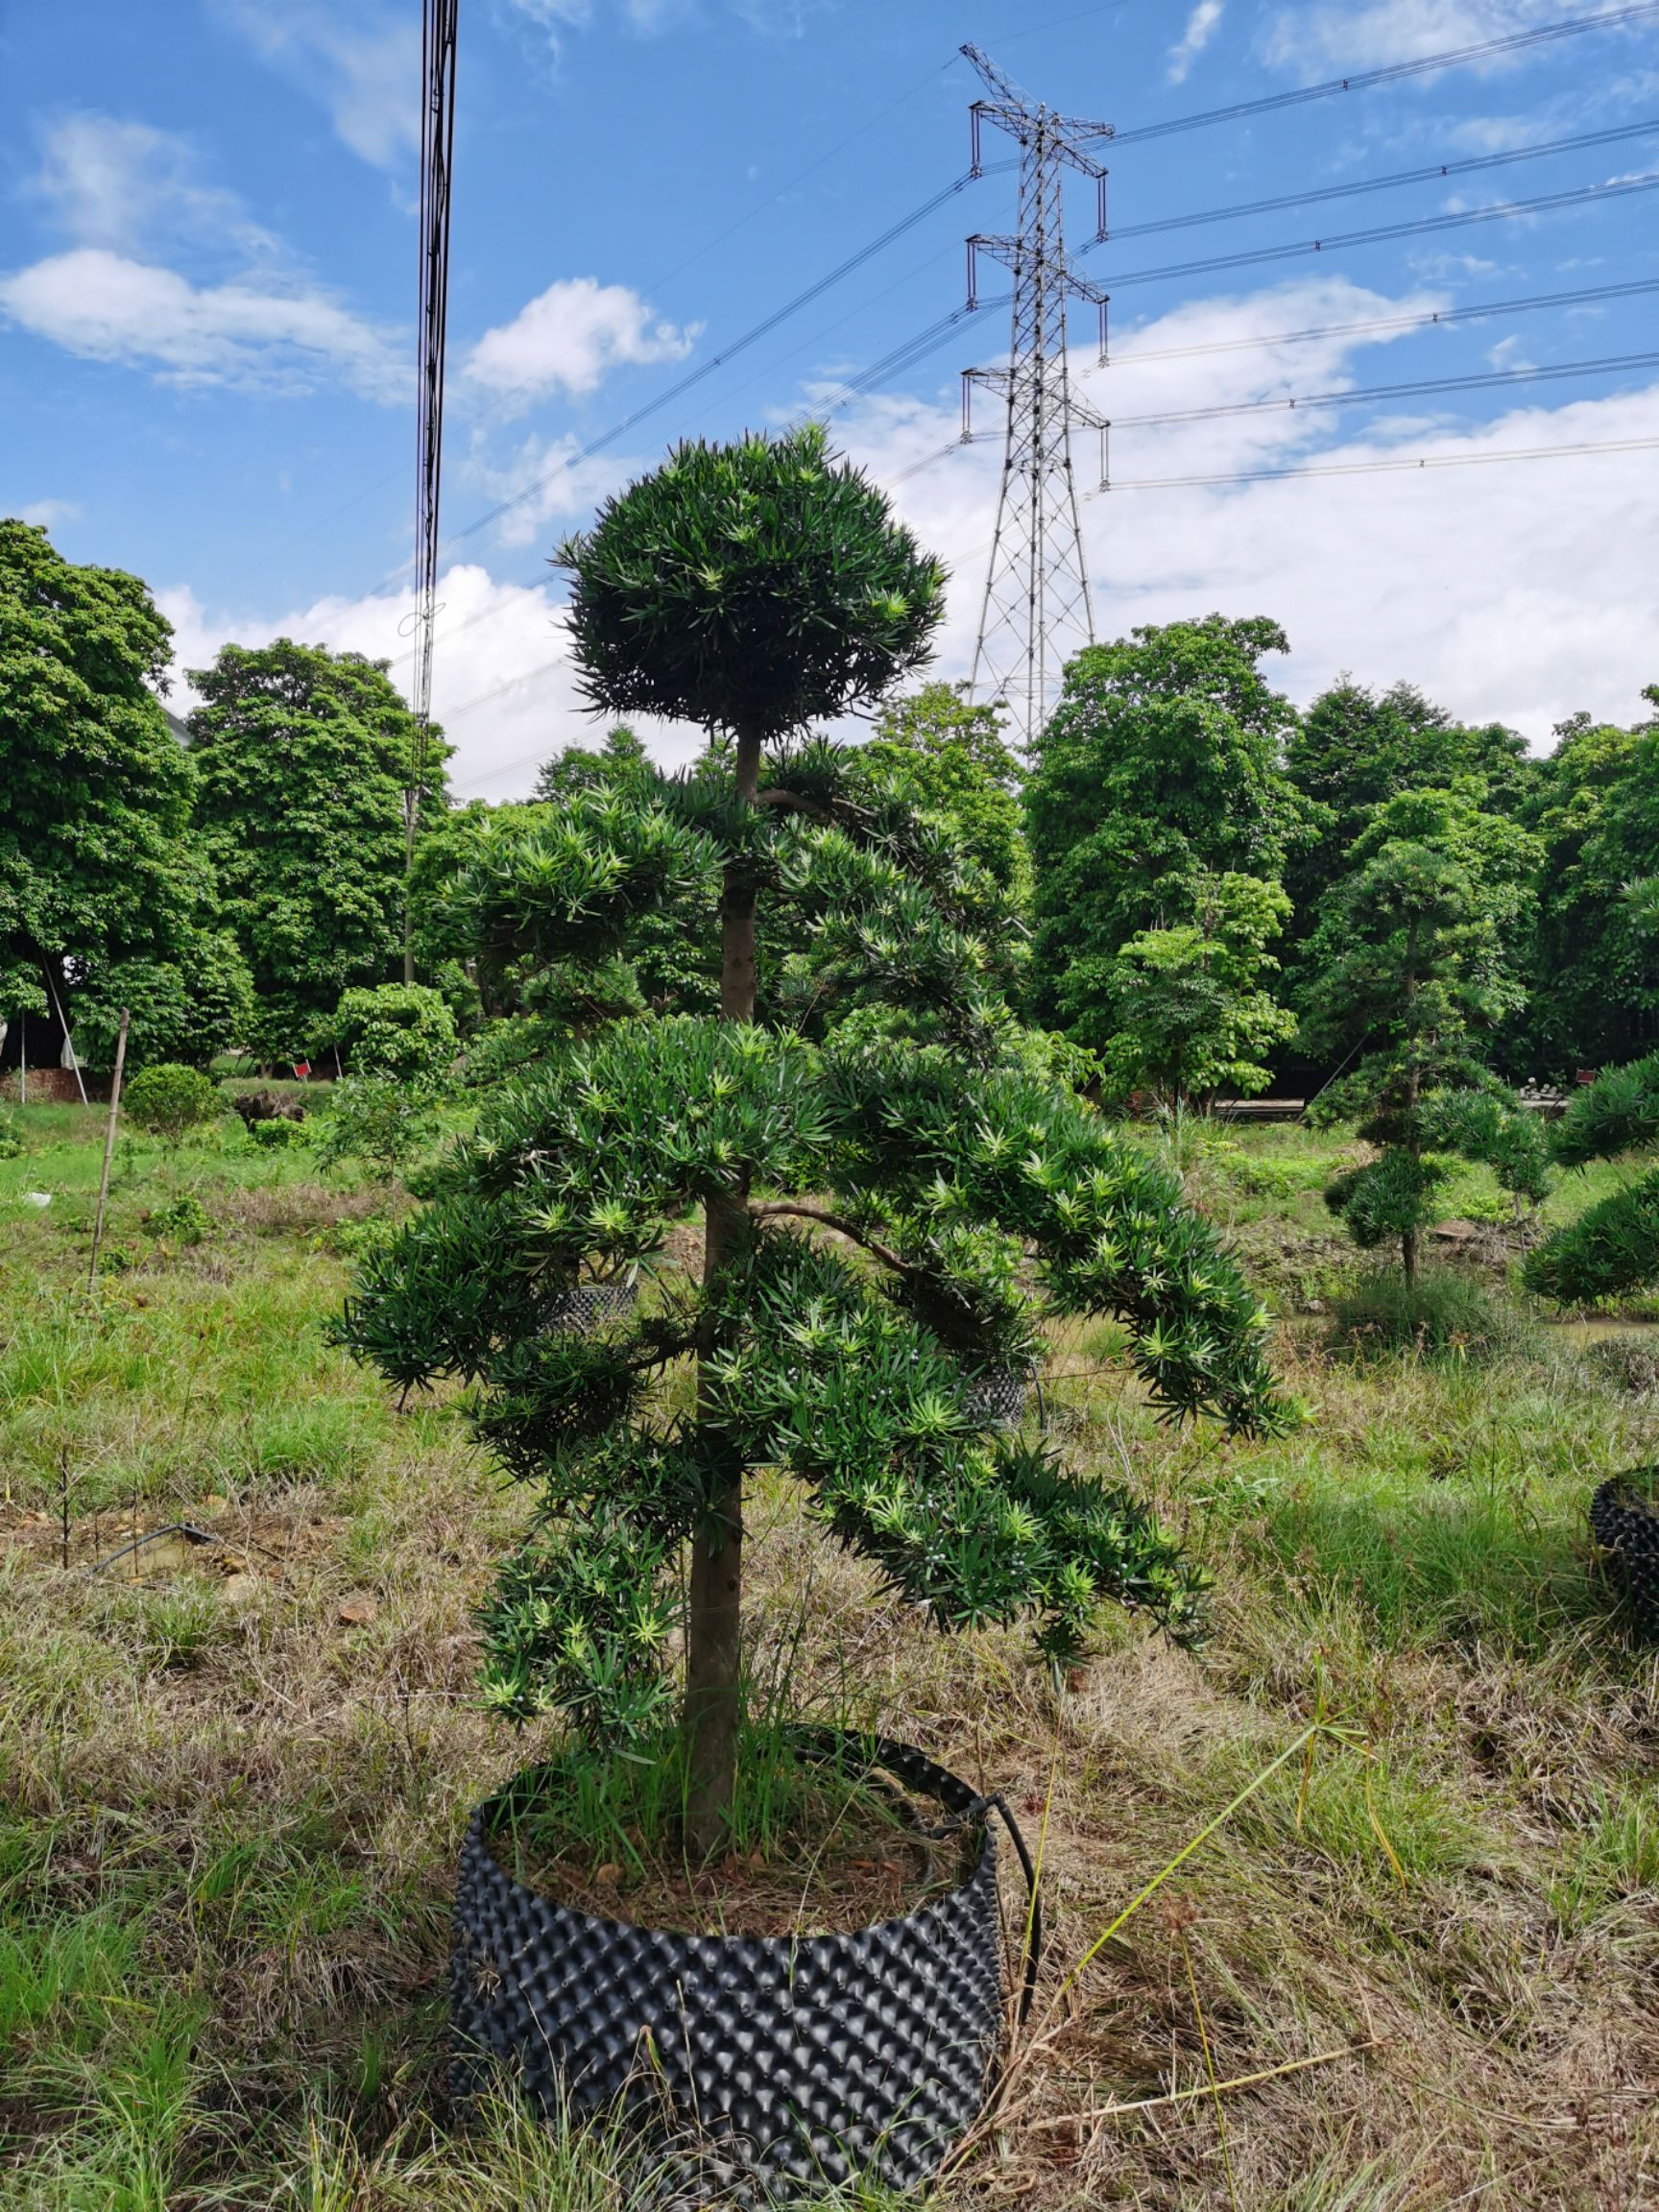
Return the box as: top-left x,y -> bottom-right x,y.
6,517 -> 1658,1118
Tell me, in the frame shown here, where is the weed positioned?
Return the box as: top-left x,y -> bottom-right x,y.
1327,1266 -> 1527,1362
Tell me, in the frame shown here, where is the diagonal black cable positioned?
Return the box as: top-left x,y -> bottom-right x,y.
440,166 -> 1009,553
1098,170 -> 1659,289
1111,347 -> 1659,427
1105,116 -> 1659,241
1108,1 -> 1659,147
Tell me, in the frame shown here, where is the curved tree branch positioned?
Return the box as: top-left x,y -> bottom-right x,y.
749,1200 -> 917,1279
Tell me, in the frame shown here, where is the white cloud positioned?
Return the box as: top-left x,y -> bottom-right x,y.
0,249 -> 406,400
151,274 -> 1659,800
496,0 -> 821,46
32,113 -> 280,263
14,498 -> 81,530
464,278 -> 699,407
822,276 -> 1659,750
158,563 -> 707,799
213,1 -> 419,167
1168,1 -> 1225,84
461,427 -> 639,546
1262,0 -> 1657,77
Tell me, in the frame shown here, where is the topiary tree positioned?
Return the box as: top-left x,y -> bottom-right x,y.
123,1062 -> 223,1146
340,428 -> 1286,1857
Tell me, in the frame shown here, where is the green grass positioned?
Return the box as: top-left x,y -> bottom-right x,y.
4,1103 -> 1659,2206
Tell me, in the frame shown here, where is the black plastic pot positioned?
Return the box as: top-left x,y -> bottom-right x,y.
1590,1473 -> 1659,1628
964,1368 -> 1043,1432
449,1730 -> 1037,2201
546,1278 -> 639,1334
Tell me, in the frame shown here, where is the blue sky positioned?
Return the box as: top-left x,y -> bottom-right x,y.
4,0 -> 1659,793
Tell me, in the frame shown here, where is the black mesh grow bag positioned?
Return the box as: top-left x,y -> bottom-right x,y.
449,1730 -> 1035,2201
1590,1474 -> 1659,1628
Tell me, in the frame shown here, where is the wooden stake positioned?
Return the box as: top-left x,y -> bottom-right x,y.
88,1008 -> 131,1291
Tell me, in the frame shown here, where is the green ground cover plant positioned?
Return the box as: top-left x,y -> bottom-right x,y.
4,1094 -> 1659,2204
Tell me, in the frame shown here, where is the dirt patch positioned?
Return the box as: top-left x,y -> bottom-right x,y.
490,1763 -> 976,1939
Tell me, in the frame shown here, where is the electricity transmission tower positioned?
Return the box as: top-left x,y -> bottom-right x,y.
405,0 -> 458,980
959,45 -> 1113,748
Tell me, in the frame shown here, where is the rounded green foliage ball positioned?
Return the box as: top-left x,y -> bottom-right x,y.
558,424 -> 947,738
123,1063 -> 223,1145
332,982 -> 457,1089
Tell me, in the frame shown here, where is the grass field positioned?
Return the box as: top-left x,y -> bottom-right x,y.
3,1099 -> 1658,2209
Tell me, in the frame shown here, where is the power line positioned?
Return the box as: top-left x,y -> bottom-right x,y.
1107,2 -> 1659,148
1097,169 -> 1659,290
1099,431 -> 1659,493
1098,276 -> 1659,368
438,164 -> 1010,555
407,0 -> 457,983
1111,347 -> 1659,429
1105,115 -> 1659,242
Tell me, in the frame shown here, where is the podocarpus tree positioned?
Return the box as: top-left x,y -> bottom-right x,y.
1526,1052 -> 1659,1302
1299,784 -> 1547,1282
340,428 -> 1286,1857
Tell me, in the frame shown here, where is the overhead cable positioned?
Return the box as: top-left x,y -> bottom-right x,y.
1099,169 -> 1659,289
1099,276 -> 1659,367
1107,2 -> 1659,148
1105,115 -> 1659,241
440,164 -> 1010,553
1111,347 -> 1659,428
1100,432 -> 1659,492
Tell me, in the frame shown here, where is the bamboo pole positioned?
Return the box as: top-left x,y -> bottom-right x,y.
87,1009 -> 131,1291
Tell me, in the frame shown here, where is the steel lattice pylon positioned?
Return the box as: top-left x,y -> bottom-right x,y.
960,45 -> 1112,749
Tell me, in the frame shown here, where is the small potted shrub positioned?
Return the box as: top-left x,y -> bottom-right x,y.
340,429 -> 1285,2195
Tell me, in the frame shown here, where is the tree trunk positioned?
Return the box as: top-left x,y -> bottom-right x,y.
1402,1226 -> 1417,1286
684,725 -> 762,1860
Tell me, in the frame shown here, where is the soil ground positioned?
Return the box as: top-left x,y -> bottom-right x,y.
3,1101 -> 1658,2209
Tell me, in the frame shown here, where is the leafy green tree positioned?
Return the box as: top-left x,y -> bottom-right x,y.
1285,679 -> 1533,949
340,428 -> 1286,1858
123,1063 -> 223,1146
1089,872 -> 1296,1112
187,639 -> 449,1064
532,722 -> 653,802
330,982 -> 457,1087
1523,691 -> 1659,1074
1299,784 -> 1545,1281
0,519 -> 252,1069
858,683 -> 1028,901
1025,615 -> 1309,1042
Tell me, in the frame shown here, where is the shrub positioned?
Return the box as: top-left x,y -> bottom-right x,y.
315,1077 -> 441,1183
123,1064 -> 223,1145
1328,1267 -> 1522,1361
249,1116 -> 310,1150
0,1112 -> 20,1160
331,983 -> 457,1088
